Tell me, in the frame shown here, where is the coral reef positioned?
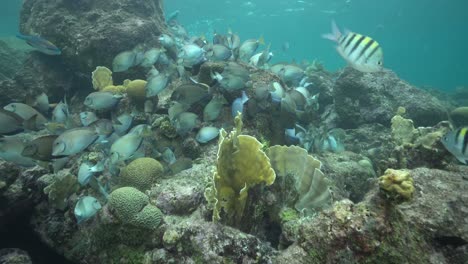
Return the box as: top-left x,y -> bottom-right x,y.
119,157 -> 163,191
204,114 -> 276,226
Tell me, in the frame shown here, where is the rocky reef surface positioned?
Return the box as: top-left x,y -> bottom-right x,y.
0,0 -> 467,263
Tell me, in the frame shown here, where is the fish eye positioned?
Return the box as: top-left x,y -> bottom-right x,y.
377,61 -> 382,65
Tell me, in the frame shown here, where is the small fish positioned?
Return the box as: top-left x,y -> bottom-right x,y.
78,160 -> 105,186
0,109 -> 23,135
4,103 -> 47,131
16,33 -> 61,55
441,127 -> 468,164
159,34 -> 175,49
26,92 -> 49,113
203,94 -> 228,121
84,92 -> 123,111
171,83 -> 210,106
80,111 -> 98,126
196,127 -> 220,144
113,113 -> 133,136
110,128 -> 145,164
21,135 -> 58,161
210,44 -> 232,61
231,91 -> 249,117
0,136 -> 36,167
179,44 -> 206,67
112,50 -> 136,72
284,128 -> 301,145
227,30 -> 241,50
322,20 -> 383,72
52,99 -> 69,124
162,148 -> 176,165
280,65 -> 304,86
146,73 -> 169,97
239,36 -> 264,61
140,47 -> 165,68
52,127 -> 99,156
74,196 -> 102,224
174,112 -> 199,136
166,10 -> 180,24
89,119 -> 114,141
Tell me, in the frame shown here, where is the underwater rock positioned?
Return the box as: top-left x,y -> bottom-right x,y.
0,162 -> 47,227
0,38 -> 29,81
0,248 -> 32,264
320,151 -> 376,203
334,67 -> 447,128
20,0 -> 168,75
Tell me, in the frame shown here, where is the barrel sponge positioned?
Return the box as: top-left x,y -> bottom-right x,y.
92,66 -> 113,90
379,169 -> 414,201
205,113 -> 276,224
120,158 -> 164,191
108,187 -> 149,222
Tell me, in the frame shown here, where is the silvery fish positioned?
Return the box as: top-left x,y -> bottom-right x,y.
146,73 -> 169,97
80,111 -> 98,126
239,36 -> 264,61
4,103 -> 47,131
52,100 -> 69,124
227,30 -> 241,50
140,47 -> 165,68
26,92 -> 49,113
323,20 -> 383,73
174,112 -> 199,136
179,44 -> 206,67
84,92 -> 123,111
74,196 -> 102,224
0,109 -> 23,135
112,50 -> 136,72
210,44 -> 232,61
196,127 -> 219,144
52,127 -> 99,156
159,34 -> 175,49
162,148 -> 176,165
16,33 -> 61,55
89,119 -> 114,142
110,129 -> 145,164
441,127 -> 468,164
78,160 -> 105,186
21,135 -> 58,161
203,95 -> 228,122
0,136 -> 36,167
231,91 -> 249,117
113,113 -> 133,136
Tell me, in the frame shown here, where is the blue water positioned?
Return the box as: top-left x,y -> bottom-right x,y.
165,0 -> 467,91
2,0 -> 466,91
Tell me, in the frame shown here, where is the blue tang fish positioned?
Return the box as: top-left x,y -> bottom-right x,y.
16,33 -> 61,55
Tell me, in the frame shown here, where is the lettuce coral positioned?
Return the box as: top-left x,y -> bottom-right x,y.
205,113 -> 276,225
92,66 -> 113,90
267,145 -> 332,216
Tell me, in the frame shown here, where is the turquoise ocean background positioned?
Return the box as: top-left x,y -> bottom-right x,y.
2,0 -> 466,91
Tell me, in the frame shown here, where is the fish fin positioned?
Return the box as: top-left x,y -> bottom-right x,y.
322,20 -> 342,42
23,114 -> 39,131
241,91 -> 249,104
258,35 -> 265,45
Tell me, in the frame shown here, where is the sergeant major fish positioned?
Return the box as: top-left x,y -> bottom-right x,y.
322,21 -> 383,73
441,127 -> 468,164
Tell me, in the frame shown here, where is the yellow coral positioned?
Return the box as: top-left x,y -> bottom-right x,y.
102,85 -> 127,94
124,79 -> 147,100
379,169 -> 414,200
391,115 -> 417,145
207,113 -> 276,225
92,66 -> 113,90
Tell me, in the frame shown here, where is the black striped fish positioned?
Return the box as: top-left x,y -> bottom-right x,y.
441,127 -> 468,164
322,21 -> 383,73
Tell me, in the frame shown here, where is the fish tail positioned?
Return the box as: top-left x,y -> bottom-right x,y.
258,35 -> 265,45
322,20 -> 341,42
